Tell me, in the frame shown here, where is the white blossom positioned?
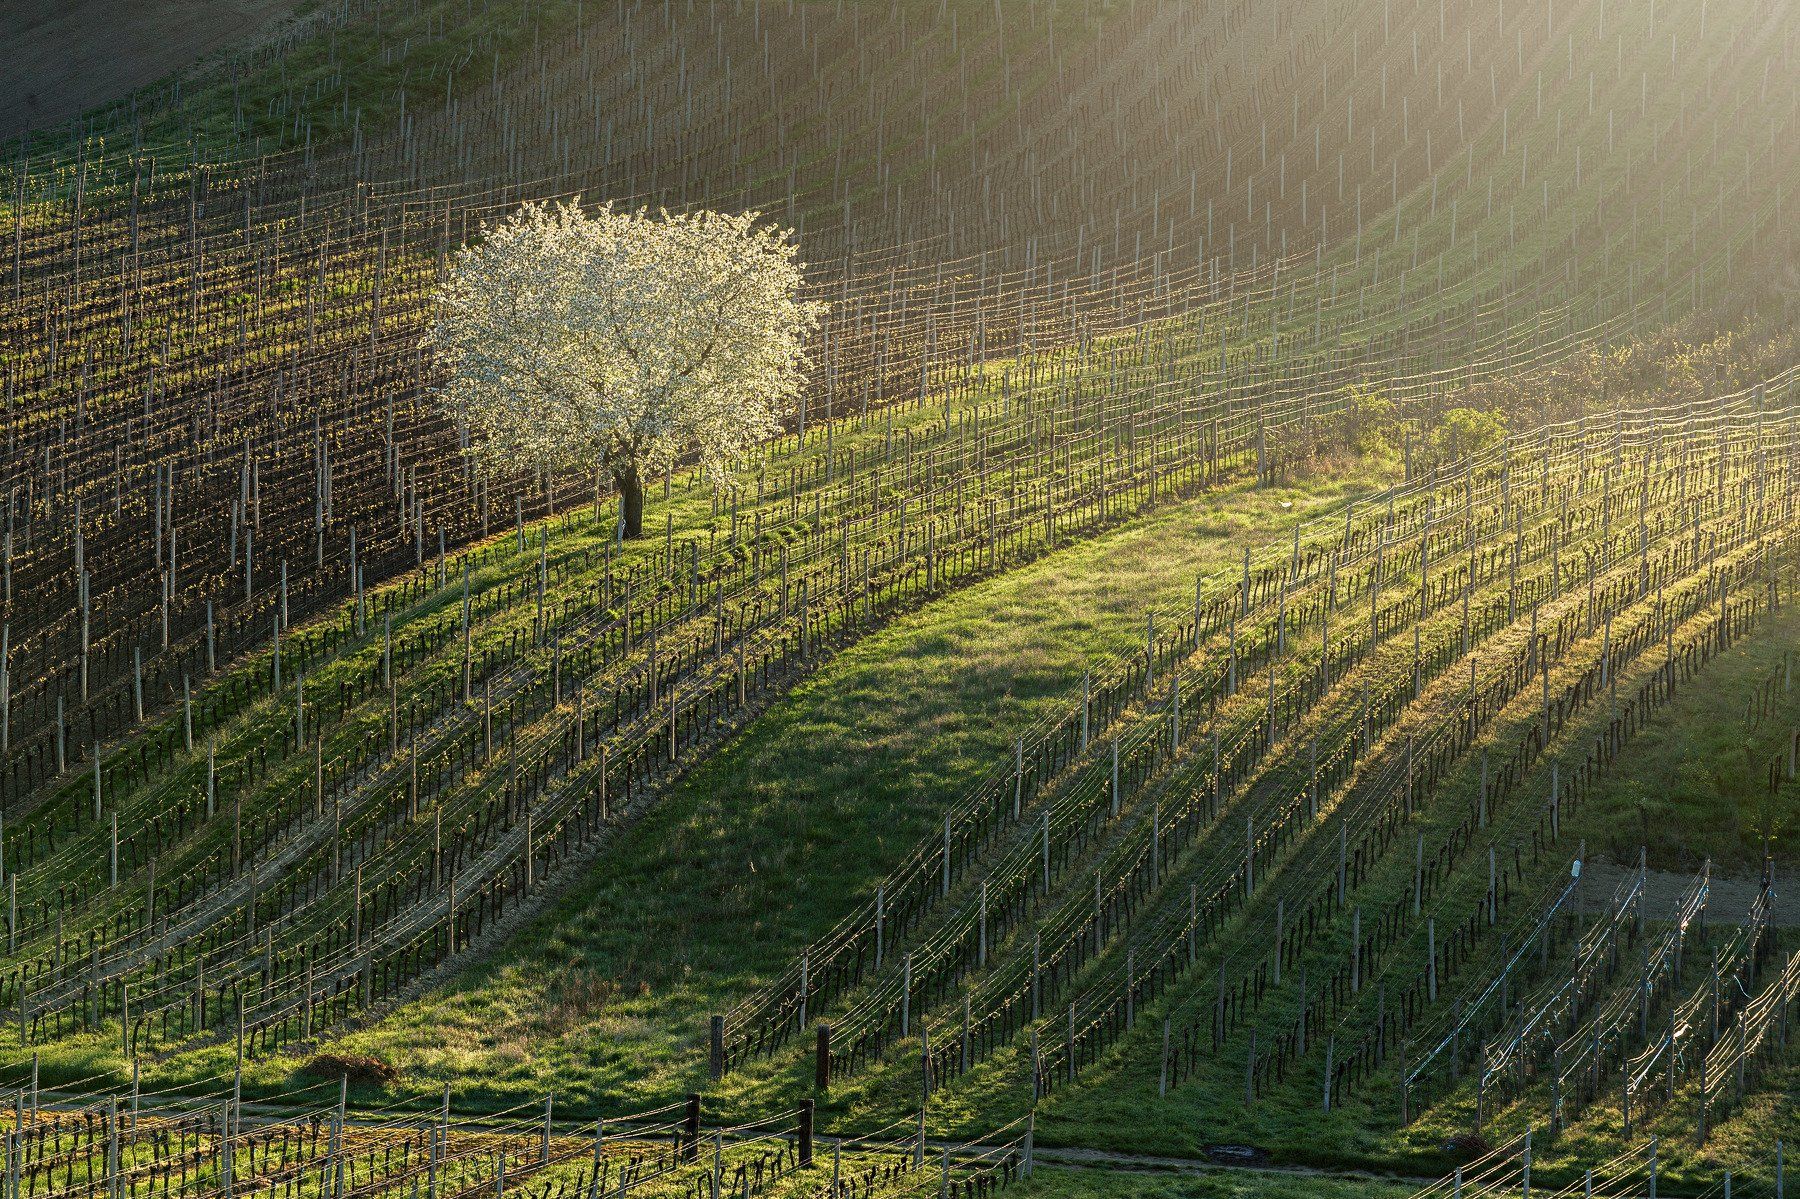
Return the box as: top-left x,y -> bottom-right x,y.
428,199 -> 824,536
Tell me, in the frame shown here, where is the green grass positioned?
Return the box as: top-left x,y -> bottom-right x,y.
7,222 -> 1413,1091
301,461 -> 1393,1112
956,494 -> 1800,1180
1572,640 -> 1799,870
1386,607 -> 1800,1190
2,0 -> 1792,1188
6,292 -> 1239,990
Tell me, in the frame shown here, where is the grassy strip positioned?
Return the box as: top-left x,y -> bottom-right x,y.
973,489 -> 1799,1176
1392,607 -> 1800,1189
290,463 -> 1392,1112
1573,640 -> 1800,870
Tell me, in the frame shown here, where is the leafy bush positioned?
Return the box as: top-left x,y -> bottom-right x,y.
1334,381 -> 1400,457
1425,406 -> 1507,465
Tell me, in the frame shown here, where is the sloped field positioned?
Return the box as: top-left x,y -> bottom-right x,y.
0,2 -> 1796,1197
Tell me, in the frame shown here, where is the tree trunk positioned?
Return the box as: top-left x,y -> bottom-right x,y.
615,463 -> 645,540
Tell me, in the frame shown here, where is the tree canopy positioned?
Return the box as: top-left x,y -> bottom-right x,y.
429,199 -> 823,537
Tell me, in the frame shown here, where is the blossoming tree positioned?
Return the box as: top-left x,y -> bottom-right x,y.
429,199 -> 823,539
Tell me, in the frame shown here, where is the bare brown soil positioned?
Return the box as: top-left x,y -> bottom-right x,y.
0,0 -> 301,141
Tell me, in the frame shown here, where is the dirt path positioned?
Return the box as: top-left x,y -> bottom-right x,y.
1574,860 -> 1800,926
0,0 -> 302,141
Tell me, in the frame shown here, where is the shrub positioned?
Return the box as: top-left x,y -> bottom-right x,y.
1426,406 -> 1507,466
1334,381 -> 1399,457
